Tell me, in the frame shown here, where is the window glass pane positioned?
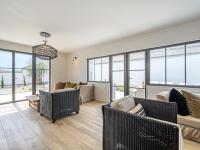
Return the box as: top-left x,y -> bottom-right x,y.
150,48 -> 165,84
94,58 -> 101,81
36,58 -> 49,93
102,57 -> 109,82
129,71 -> 145,88
186,43 -> 200,85
112,55 -> 124,71
112,86 -> 124,100
15,53 -> 32,100
0,50 -> 12,103
89,59 -> 95,81
129,52 -> 145,70
166,45 -> 185,85
112,71 -> 124,86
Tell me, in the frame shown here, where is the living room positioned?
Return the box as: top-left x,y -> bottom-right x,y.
0,0 -> 200,150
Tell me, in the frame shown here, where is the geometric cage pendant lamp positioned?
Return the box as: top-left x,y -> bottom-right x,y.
32,32 -> 58,60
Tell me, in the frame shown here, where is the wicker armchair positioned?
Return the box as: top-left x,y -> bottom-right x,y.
39,89 -> 80,123
102,97 -> 179,150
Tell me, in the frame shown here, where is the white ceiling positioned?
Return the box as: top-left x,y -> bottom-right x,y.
1,0 -> 200,52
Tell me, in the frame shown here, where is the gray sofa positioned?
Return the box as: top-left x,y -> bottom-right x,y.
39,89 -> 80,123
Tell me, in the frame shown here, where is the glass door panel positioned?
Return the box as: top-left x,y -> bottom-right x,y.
36,58 -> 50,93
15,53 -> 32,101
128,52 -> 145,98
0,50 -> 12,103
112,54 -> 124,100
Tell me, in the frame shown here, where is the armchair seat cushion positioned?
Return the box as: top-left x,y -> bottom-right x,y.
178,115 -> 200,130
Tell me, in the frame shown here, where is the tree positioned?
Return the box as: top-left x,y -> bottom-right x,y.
23,75 -> 26,86
1,75 -> 4,88
26,59 -> 48,85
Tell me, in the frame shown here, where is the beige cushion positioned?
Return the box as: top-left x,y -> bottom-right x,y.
178,115 -> 200,130
128,103 -> 146,117
53,88 -> 75,93
111,95 -> 135,112
182,90 -> 200,119
180,124 -> 200,143
156,91 -> 170,102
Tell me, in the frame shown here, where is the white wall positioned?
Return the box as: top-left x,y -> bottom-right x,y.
0,40 -> 68,91
67,19 -> 200,100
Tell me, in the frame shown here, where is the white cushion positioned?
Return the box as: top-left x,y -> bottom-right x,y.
110,95 -> 135,112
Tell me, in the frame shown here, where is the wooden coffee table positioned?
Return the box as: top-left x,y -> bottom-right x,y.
26,95 -> 40,112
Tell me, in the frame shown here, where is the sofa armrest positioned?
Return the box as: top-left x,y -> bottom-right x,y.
79,85 -> 94,104
134,97 -> 177,123
39,90 -> 53,119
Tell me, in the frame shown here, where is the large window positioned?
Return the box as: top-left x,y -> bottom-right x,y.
0,49 -> 50,104
112,54 -> 124,100
87,40 -> 200,101
129,52 -> 145,98
88,57 -> 109,82
0,50 -> 12,103
150,48 -> 165,84
166,45 -> 185,85
186,43 -> 200,86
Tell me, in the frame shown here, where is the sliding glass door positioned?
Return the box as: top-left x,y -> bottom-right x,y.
111,54 -> 125,100
15,53 -> 33,101
128,52 -> 145,98
0,49 -> 50,104
0,50 -> 12,103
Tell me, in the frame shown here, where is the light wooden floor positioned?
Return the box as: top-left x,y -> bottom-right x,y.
0,101 -> 199,150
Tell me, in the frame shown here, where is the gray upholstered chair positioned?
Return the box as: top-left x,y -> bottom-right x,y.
39,89 -> 80,123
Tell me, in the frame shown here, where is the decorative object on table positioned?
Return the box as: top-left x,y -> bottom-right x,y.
32,32 -> 58,60
39,89 -> 80,123
26,95 -> 40,112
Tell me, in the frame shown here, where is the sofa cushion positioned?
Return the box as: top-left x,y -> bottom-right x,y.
169,88 -> 189,116
64,82 -> 77,88
180,124 -> 200,143
110,95 -> 135,112
178,115 -> 200,130
156,91 -> 170,102
182,90 -> 200,119
53,88 -> 75,93
128,103 -> 146,117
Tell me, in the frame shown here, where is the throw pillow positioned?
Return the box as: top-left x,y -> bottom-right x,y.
64,82 -> 77,88
128,103 -> 146,117
181,90 -> 200,119
169,88 -> 189,116
110,95 -> 135,112
79,82 -> 88,85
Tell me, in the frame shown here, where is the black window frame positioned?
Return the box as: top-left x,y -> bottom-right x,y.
87,56 -> 110,83
86,40 -> 200,101
0,48 -> 51,104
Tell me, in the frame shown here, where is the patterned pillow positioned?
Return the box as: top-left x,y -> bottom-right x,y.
181,90 -> 200,119
110,95 -> 135,112
128,103 -> 146,117
64,82 -> 77,88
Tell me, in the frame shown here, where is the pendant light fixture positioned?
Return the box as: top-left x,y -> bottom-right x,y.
32,32 -> 58,60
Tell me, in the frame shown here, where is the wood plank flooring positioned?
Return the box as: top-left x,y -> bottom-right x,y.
0,100 -> 199,150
